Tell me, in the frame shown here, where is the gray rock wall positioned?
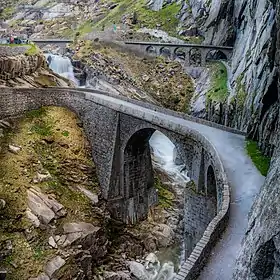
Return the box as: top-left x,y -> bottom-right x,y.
232,2 -> 280,278
182,0 -> 277,156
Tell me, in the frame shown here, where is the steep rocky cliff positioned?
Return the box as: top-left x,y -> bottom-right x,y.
184,0 -> 277,157
232,1 -> 280,278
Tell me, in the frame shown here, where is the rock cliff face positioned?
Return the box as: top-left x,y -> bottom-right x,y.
183,0 -> 277,156
0,47 -> 73,88
232,2 -> 280,279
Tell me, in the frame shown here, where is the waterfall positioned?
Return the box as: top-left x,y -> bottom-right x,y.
149,131 -> 190,185
46,54 -> 78,86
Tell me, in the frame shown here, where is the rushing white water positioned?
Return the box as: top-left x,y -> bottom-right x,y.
147,131 -> 190,280
45,54 -> 78,86
149,131 -> 190,185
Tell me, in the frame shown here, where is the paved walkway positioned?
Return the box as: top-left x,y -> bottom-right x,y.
84,91 -> 264,279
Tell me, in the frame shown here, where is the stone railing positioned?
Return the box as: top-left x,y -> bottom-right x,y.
69,87 -> 246,136
175,185 -> 230,279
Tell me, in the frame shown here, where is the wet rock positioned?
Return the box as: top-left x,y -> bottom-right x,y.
8,144 -> 21,154
45,256 -> 65,278
128,261 -> 149,280
0,199 -> 6,210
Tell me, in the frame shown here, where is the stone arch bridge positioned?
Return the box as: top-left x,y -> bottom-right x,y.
124,41 -> 233,67
0,88 -> 262,280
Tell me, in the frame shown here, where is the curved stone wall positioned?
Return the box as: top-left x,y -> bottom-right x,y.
0,87 -> 230,279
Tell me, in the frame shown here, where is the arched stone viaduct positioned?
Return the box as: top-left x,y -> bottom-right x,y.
0,87 -> 232,224
124,41 -> 233,67
0,87 -> 264,280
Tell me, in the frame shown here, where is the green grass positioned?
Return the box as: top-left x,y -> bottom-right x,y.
207,62 -> 228,103
0,6 -> 15,20
0,43 -> 40,55
93,0 -> 181,37
154,175 -> 175,208
246,140 -> 271,176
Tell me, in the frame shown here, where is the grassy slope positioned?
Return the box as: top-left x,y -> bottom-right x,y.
207,62 -> 228,104
0,107 -> 100,279
246,140 -> 271,176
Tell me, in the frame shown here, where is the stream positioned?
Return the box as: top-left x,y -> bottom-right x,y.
46,53 -> 190,280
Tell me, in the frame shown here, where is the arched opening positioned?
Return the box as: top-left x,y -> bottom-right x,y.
189,48 -> 202,66
160,47 -> 172,59
123,129 -> 189,223
207,165 -> 217,200
124,128 -> 155,201
205,50 -> 228,63
174,47 -> 186,61
146,45 -> 157,55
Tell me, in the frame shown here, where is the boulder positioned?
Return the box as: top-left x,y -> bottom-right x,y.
152,224 -> 174,247
128,261 -> 149,280
45,256 -> 65,278
76,186 -> 98,205
27,187 -> 66,225
8,144 -> 21,154
0,199 -> 6,210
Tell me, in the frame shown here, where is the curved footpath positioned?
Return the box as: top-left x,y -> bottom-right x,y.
83,91 -> 264,279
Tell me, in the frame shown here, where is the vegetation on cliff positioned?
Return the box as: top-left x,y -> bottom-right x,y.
207,62 -> 228,104
246,140 -> 271,176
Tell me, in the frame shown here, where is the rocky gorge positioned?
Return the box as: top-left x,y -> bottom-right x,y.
0,0 -> 280,279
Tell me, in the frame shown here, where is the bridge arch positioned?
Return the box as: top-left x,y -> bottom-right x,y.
146,45 -> 157,55
206,165 -> 217,200
174,47 -> 186,60
189,48 -> 202,66
159,47 -> 172,59
205,50 -> 228,63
